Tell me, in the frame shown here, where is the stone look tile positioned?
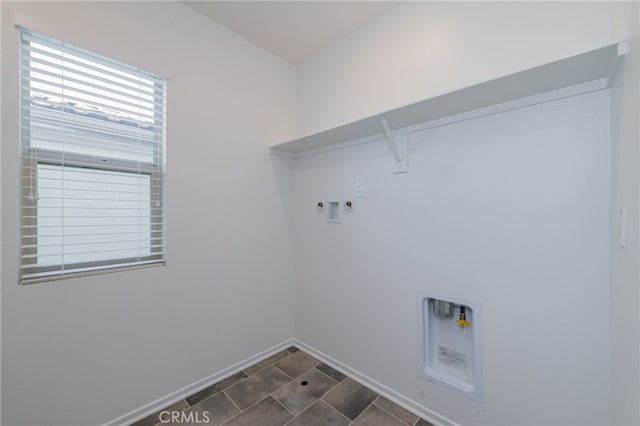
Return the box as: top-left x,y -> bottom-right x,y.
286,401 -> 350,426
132,399 -> 188,426
185,371 -> 247,406
373,396 -> 418,425
180,392 -> 239,425
243,350 -> 291,376
272,368 -> 338,415
315,363 -> 347,382
352,404 -> 406,426
135,350 -> 426,426
322,378 -> 378,420
274,351 -> 320,378
224,365 -> 291,410
223,396 -> 293,426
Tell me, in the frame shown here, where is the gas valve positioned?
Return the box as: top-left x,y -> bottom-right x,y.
457,306 -> 471,327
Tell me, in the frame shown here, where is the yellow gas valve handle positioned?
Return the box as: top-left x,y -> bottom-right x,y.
457,306 -> 471,327
457,319 -> 471,327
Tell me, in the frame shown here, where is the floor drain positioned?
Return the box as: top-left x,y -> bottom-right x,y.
301,381 -> 308,386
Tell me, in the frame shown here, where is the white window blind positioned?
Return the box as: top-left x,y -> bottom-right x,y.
18,27 -> 167,284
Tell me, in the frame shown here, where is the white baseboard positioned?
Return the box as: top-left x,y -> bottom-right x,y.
293,339 -> 457,426
104,338 -> 294,426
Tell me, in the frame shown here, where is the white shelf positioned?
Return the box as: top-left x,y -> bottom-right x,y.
270,41 -> 625,156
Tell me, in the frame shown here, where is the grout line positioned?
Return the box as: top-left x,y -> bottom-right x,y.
271,350 -> 322,381
283,361 -> 323,381
272,356 -> 342,425
219,408 -> 239,426
281,399 -> 321,426
273,364 -> 295,380
220,394 -> 274,425
349,399 -> 377,424
185,372 -> 247,408
312,366 -> 341,386
413,417 -> 431,426
232,394 -> 268,414
125,341 -> 296,426
294,340 -> 448,425
224,370 -> 298,417
199,383 -> 238,408
271,394 -> 297,418
222,390 -> 243,414
319,393 -> 355,425
190,346 -> 427,426
277,378 -> 340,424
315,362 -> 349,383
373,397 -> 417,426
224,373 -> 249,391
323,399 -> 355,425
271,373 -> 297,396
243,350 -> 293,377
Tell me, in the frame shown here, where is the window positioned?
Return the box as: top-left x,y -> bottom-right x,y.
18,27 -> 167,284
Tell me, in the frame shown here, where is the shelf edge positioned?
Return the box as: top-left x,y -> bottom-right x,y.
271,40 -> 627,156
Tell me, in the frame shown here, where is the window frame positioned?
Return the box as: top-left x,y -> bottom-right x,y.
18,28 -> 167,284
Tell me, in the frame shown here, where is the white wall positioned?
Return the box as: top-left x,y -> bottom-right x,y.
296,1 -> 612,136
293,91 -> 611,425
609,2 -> 640,425
0,2 -> 296,425
293,2 -> 616,424
1,2 -> 631,425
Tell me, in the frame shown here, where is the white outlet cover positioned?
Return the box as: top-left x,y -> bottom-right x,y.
356,180 -> 365,198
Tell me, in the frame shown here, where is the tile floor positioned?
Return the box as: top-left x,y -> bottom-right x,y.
132,347 -> 434,426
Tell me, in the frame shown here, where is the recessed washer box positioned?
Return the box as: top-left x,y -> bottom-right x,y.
327,201 -> 340,223
417,293 -> 483,402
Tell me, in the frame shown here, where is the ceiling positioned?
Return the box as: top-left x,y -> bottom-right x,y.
182,1 -> 400,64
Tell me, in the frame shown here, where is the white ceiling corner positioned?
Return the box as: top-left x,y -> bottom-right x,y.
182,1 -> 401,64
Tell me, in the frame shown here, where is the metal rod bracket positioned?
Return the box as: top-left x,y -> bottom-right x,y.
380,117 -> 408,173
